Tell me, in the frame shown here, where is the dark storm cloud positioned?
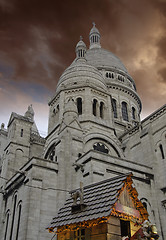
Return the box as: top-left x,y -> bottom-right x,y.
0,0 -> 166,131
0,0 -> 113,88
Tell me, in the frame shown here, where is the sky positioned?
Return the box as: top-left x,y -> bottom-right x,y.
0,0 -> 166,136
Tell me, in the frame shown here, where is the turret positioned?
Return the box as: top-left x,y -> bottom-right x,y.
89,22 -> 101,49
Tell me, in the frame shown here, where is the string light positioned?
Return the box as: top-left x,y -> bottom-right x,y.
24,184 -> 70,192
0,176 -> 70,193
48,174 -> 148,235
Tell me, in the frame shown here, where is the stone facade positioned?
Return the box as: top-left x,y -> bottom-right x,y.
0,24 -> 166,240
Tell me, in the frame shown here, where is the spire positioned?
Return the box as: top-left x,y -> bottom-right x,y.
24,104 -> 34,121
75,36 -> 87,62
89,22 -> 101,49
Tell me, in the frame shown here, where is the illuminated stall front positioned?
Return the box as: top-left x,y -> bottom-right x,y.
48,174 -> 148,240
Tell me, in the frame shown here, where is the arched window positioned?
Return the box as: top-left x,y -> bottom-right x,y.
45,144 -> 56,161
93,99 -> 97,116
100,102 -> 104,119
159,144 -> 165,159
9,194 -> 17,240
132,107 -> 136,120
122,102 -> 128,121
4,211 -> 10,240
77,98 -> 82,115
112,99 -> 117,118
93,143 -> 109,154
16,203 -> 22,240
106,72 -> 108,78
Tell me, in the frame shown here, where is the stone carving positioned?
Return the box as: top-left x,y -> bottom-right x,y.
71,182 -> 84,206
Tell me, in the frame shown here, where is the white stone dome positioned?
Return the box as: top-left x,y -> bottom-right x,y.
86,48 -> 128,73
56,61 -> 107,92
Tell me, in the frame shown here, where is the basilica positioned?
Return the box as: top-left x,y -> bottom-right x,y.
0,24 -> 166,240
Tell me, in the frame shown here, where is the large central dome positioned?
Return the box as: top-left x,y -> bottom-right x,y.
86,48 -> 128,73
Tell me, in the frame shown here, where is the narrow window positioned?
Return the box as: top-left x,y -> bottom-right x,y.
4,212 -> 10,240
16,204 -> 22,240
132,107 -> 136,120
112,99 -> 117,118
20,129 -> 23,137
120,220 -> 131,238
77,98 -> 82,115
9,194 -> 17,240
112,73 -> 114,79
106,72 -> 108,78
159,144 -> 165,159
109,72 -> 111,78
92,99 -> 97,116
122,102 -> 128,121
100,102 -> 104,119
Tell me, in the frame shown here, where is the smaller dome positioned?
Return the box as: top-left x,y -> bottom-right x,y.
76,36 -> 86,49
75,36 -> 87,61
89,22 -> 100,35
56,61 -> 107,92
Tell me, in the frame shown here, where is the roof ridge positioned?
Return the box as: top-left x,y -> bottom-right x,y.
70,172 -> 132,193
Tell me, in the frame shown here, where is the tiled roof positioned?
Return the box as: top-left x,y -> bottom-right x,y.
48,174 -> 131,229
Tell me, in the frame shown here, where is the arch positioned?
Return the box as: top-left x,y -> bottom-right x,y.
100,102 -> 104,119
112,98 -> 117,118
140,197 -> 155,222
9,193 -> 17,240
84,133 -> 123,158
122,101 -> 128,121
92,99 -> 97,116
88,137 -> 120,157
4,210 -> 10,240
77,98 -> 82,115
45,143 -> 56,161
15,148 -> 23,155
